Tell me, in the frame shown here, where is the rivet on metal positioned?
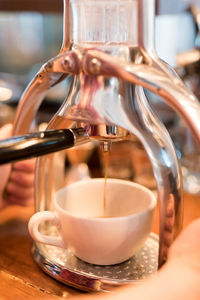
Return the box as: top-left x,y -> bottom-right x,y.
88,58 -> 102,75
62,56 -> 74,72
45,61 -> 53,71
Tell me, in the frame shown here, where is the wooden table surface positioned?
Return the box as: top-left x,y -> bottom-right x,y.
0,192 -> 200,299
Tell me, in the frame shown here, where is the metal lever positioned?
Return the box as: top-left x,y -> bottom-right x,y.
0,128 -> 88,165
82,49 -> 200,143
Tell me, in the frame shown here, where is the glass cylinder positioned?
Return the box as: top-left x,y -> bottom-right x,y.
69,0 -> 138,45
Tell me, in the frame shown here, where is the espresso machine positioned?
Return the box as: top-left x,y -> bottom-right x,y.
5,0 -> 200,292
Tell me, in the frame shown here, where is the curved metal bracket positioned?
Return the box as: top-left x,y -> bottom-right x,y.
13,51 -> 81,135
83,49 -> 200,144
135,87 -> 183,267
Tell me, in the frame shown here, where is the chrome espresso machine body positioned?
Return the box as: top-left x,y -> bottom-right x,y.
12,0 -> 200,291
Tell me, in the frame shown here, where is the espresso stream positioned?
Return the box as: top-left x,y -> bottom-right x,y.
103,150 -> 109,217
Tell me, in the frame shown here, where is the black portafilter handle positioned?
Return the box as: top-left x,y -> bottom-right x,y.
0,128 -> 89,165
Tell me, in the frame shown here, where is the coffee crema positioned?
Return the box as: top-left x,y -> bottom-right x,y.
96,215 -> 114,218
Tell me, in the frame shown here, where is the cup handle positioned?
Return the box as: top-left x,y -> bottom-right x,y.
28,211 -> 65,248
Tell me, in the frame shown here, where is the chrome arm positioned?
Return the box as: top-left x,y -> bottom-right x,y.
137,0 -> 184,83
135,87 -> 183,267
13,51 -> 80,135
14,70 -> 61,135
138,0 -> 155,55
83,50 -> 200,143
60,0 -> 71,52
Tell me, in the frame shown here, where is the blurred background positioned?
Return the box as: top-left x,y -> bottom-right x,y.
0,0 -> 64,127
0,0 -> 199,194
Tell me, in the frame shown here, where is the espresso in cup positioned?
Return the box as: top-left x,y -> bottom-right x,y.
28,178 -> 156,265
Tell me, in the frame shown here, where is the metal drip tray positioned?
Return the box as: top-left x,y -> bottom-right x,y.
33,232 -> 158,292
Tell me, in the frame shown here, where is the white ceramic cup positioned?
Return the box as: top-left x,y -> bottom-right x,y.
28,178 -> 156,265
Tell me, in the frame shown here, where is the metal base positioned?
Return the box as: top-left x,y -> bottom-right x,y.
32,233 -> 158,292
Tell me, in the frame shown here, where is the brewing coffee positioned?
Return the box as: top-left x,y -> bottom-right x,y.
103,150 -> 109,216
29,178 -> 157,265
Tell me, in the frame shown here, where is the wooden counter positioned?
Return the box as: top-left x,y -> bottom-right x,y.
0,193 -> 200,299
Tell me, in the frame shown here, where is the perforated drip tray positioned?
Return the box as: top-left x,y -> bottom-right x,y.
33,232 -> 158,292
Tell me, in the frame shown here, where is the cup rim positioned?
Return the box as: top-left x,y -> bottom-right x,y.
54,178 -> 157,221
